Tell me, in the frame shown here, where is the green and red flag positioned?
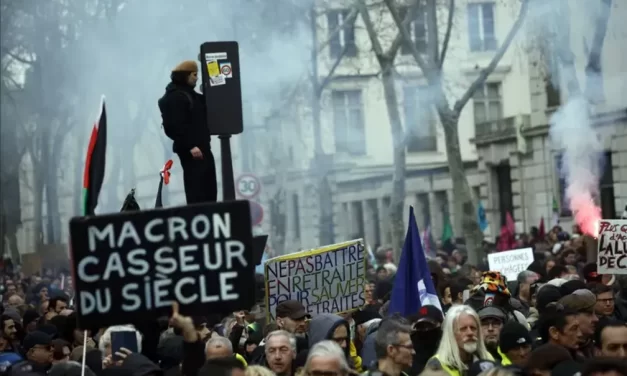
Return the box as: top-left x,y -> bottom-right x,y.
82,97 -> 107,216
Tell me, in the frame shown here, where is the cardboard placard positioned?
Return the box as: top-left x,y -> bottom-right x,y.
487,247 -> 534,282
69,201 -> 255,329
264,239 -> 366,321
597,219 -> 627,274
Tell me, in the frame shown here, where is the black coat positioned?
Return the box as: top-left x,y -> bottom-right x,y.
158,83 -> 211,154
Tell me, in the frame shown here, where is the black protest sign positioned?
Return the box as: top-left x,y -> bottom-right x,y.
69,201 -> 255,329
597,219 -> 627,275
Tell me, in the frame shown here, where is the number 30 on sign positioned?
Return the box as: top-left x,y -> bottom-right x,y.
236,174 -> 261,199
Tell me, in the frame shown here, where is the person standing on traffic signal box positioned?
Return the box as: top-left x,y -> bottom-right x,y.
158,60 -> 217,204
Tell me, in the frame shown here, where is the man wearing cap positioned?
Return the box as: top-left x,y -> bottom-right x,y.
497,321 -> 532,368
558,289 -> 598,358
477,306 -> 506,359
249,300 -> 310,365
275,300 -> 309,336
410,305 -> 443,374
158,60 -> 217,204
8,331 -> 52,375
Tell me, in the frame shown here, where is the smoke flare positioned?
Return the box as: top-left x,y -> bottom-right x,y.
550,96 -> 602,236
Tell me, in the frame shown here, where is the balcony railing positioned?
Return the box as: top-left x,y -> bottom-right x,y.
475,115 -> 531,141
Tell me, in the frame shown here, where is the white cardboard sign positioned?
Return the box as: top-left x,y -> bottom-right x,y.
487,247 -> 534,282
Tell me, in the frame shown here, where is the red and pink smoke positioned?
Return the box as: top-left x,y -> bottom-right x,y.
567,192 -> 601,237
550,97 -> 603,237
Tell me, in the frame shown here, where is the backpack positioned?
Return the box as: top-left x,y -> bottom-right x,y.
159,89 -> 194,139
177,90 -> 194,111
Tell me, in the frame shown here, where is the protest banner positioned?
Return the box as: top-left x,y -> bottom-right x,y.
487,247 -> 533,282
597,219 -> 627,274
264,239 -> 366,321
69,201 -> 255,329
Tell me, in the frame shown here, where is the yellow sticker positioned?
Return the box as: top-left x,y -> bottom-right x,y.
206,60 -> 220,77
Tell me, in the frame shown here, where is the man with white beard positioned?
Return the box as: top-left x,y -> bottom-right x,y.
426,305 -> 493,376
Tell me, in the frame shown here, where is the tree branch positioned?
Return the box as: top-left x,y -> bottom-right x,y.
453,0 -> 529,114
318,45 -> 348,95
357,0 -> 386,58
584,0 -> 611,102
383,0 -> 438,82
315,8 -> 359,55
1,47 -> 35,65
439,0 -> 455,68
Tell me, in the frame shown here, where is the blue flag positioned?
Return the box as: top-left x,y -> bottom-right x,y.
388,206 -> 442,317
255,252 -> 267,274
477,201 -> 488,232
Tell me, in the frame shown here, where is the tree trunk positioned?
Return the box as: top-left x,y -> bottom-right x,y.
106,149 -> 122,212
381,65 -> 406,261
74,126 -> 87,215
32,160 -> 45,250
269,189 -> 287,254
45,132 -> 64,243
439,108 -> 484,264
312,97 -> 335,246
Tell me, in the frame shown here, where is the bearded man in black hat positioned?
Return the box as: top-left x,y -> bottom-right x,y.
158,60 -> 217,204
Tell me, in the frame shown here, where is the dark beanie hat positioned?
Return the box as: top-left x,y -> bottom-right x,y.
582,263 -> 602,283
353,306 -> 381,326
22,310 -> 40,328
499,321 -> 532,353
559,280 -> 586,296
536,285 -> 562,314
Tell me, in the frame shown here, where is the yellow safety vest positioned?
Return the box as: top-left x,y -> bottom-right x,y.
235,353 -> 248,368
497,347 -> 512,366
428,355 -> 462,376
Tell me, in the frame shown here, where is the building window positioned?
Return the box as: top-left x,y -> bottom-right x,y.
495,164 -> 513,226
545,76 -> 561,108
327,9 -> 357,59
403,86 -> 437,152
599,151 -> 615,218
468,2 -> 497,52
332,90 -> 366,156
473,83 -> 502,124
399,4 -> 428,55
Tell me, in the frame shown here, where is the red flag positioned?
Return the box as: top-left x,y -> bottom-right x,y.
506,212 -> 516,235
155,159 -> 174,208
538,217 -> 546,239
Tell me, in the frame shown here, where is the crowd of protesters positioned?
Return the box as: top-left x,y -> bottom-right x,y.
0,223 -> 626,376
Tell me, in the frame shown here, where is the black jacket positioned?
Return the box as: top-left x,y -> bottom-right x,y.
158,83 -> 211,154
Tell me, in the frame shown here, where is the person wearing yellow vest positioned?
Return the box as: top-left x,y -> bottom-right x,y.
426,306 -> 493,376
496,321 -> 532,369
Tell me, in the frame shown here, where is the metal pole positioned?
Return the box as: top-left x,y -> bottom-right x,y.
220,135 -> 236,201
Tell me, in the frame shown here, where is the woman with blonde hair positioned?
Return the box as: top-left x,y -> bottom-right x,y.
245,365 -> 276,376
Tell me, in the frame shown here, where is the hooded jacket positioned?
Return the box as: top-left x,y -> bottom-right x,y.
308,314 -> 351,358
294,314 -> 357,371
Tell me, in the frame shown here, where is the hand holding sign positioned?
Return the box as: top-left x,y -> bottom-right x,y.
170,301 -> 197,343
169,302 -> 193,330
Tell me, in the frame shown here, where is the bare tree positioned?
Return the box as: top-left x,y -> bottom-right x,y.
311,5 -> 360,246
356,0 -> 420,260
376,0 -> 530,263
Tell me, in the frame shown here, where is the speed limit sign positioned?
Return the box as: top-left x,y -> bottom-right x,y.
236,174 -> 261,199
